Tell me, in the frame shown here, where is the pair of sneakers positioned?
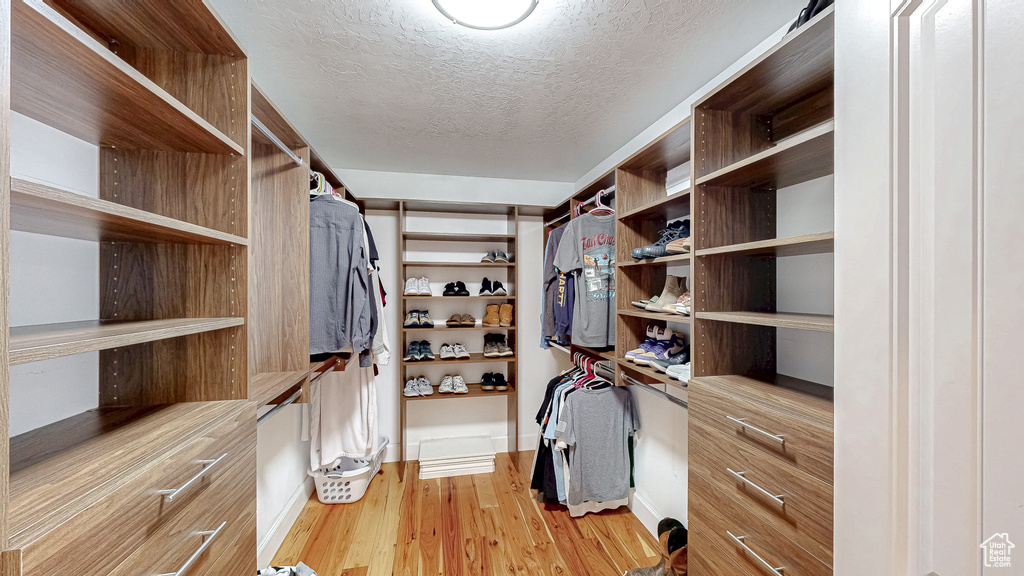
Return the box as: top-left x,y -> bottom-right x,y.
404,277 -> 431,296
403,310 -> 434,328
631,219 -> 690,259
480,373 -> 508,391
403,341 -> 435,362
481,251 -> 512,263
438,343 -> 471,360
483,334 -> 514,357
625,325 -> 686,366
650,345 -> 691,381
479,277 -> 509,296
438,375 -> 469,394
442,281 -> 471,297
403,377 -> 433,397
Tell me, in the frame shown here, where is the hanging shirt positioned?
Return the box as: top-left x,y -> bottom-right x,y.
553,213 -> 616,347
541,226 -> 566,347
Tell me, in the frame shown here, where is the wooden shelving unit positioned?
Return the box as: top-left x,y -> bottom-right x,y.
249,370 -> 313,409
695,232 -> 834,258
618,253 -> 690,267
617,309 -> 692,323
618,189 -> 691,221
695,311 -> 834,332
695,120 -> 834,189
616,359 -> 687,390
398,201 -> 520,477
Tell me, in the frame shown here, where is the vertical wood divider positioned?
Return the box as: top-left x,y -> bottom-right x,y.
0,0 -> 10,551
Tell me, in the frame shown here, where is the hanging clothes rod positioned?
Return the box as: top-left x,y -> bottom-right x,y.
544,185 -> 617,227
544,212 -> 571,227
620,373 -> 688,409
257,386 -> 304,428
549,341 -> 571,354
251,115 -> 303,167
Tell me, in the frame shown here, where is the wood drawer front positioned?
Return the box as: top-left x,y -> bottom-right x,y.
690,418 -> 833,566
108,446 -> 256,576
690,527 -> 753,576
21,407 -> 255,576
690,473 -> 831,576
689,379 -> 833,482
204,514 -> 257,576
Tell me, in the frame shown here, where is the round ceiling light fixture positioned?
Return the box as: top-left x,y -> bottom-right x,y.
432,0 -> 539,30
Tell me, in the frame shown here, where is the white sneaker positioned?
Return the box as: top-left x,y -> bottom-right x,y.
438,375 -> 455,393
417,277 -> 432,296
667,363 -> 691,383
453,343 -> 470,359
417,377 -> 433,396
439,344 -> 456,360
403,379 -> 421,397
404,278 -> 418,296
452,375 -> 469,394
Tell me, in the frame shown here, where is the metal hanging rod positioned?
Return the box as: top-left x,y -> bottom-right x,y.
549,341 -> 571,354
544,212 -> 571,227
620,373 -> 688,409
257,386 -> 304,428
544,184 -> 617,227
251,115 -> 303,167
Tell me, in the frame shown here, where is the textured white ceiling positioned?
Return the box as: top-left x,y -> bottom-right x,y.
211,0 -> 804,182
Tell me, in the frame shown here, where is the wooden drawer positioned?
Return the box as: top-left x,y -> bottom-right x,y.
204,514 -> 257,576
108,446 -> 256,576
690,473 -> 831,576
689,376 -> 833,482
690,527 -> 752,576
690,417 -> 833,566
20,403 -> 255,576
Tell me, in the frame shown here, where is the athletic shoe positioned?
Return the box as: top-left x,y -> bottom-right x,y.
404,310 -> 420,327
439,343 -> 455,360
666,236 -> 691,254
624,325 -> 669,362
404,278 -> 419,295
403,341 -> 421,362
480,277 -> 494,296
452,375 -> 469,394
419,341 -> 435,360
650,346 -> 691,373
417,311 -> 434,327
417,377 -> 433,396
483,337 -> 501,358
635,333 -> 685,366
632,220 -> 690,259
667,362 -> 691,382
453,343 -> 470,359
495,335 -> 514,357
416,277 -> 432,296
493,373 -> 509,391
481,251 -> 497,263
495,251 -> 511,263
454,281 -> 471,296
438,376 -> 455,393
403,379 -> 421,397
481,373 -> 496,391
491,281 -> 508,296
442,282 -> 458,296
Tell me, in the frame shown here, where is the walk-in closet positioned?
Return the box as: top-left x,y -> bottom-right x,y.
1,1 -> 1021,575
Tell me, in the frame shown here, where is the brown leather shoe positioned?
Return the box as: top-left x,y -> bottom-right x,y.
482,304 -> 500,327
460,313 -> 476,326
499,303 -> 513,327
446,314 -> 461,327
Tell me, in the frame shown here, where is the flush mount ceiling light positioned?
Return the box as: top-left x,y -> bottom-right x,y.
432,0 -> 539,30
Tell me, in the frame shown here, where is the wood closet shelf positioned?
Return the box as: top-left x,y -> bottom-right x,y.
402,326 -> 517,332
10,317 -> 245,365
401,383 -> 515,402
696,232 -> 834,258
695,121 -> 834,189
10,178 -> 248,245
617,309 -> 692,323
618,189 -> 691,221
402,232 -> 516,243
616,359 -> 688,391
249,370 -> 312,408
10,0 -> 243,155
402,295 -> 516,300
696,311 -> 834,332
402,261 -> 515,268
618,254 -> 691,267
690,374 -> 834,417
400,353 -> 516,366
8,401 -> 248,546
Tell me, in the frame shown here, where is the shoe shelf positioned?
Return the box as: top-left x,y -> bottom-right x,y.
402,261 -> 515,268
402,295 -> 516,300
616,359 -> 688,390
618,253 -> 691,268
695,232 -> 834,258
10,317 -> 246,365
400,353 -> 516,366
618,188 -> 691,221
402,384 -> 515,402
11,0 -> 243,155
617,309 -> 692,323
10,178 -> 248,245
696,311 -> 834,333
402,326 -> 517,332
402,232 -> 516,243
695,121 -> 834,190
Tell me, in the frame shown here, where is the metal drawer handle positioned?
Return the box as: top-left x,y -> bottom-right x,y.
155,521 -> 226,576
726,416 -> 785,445
727,468 -> 786,507
727,531 -> 785,576
159,454 -> 227,502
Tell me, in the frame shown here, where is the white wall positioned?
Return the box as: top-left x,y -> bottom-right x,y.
255,403 -> 313,566
8,112 -> 100,436
339,168 -> 572,208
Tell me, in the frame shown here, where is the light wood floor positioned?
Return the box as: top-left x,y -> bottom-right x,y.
271,451 -> 660,575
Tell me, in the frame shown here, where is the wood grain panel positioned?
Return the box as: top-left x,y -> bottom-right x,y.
205,513 -> 257,576
689,376 -> 833,482
693,184 -> 775,251
696,232 -> 834,258
698,311 -> 834,332
251,83 -> 306,148
0,551 -> 21,576
693,320 -> 775,381
689,473 -> 831,576
690,417 -> 833,565
618,188 -> 691,221
0,0 -> 10,548
616,167 -> 666,214
692,108 -> 769,179
10,0 -> 241,154
249,371 -> 310,408
695,121 -> 834,190
619,117 -> 692,172
689,526 -> 751,576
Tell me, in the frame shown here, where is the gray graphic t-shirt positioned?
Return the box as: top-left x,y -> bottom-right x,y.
553,213 -> 615,347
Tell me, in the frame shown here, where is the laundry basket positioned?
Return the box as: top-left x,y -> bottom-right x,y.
312,435 -> 388,504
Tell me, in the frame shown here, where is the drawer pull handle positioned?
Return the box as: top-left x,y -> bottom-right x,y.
727,531 -> 785,576
159,453 -> 228,502
726,416 -> 785,446
155,521 -> 226,576
727,468 -> 786,507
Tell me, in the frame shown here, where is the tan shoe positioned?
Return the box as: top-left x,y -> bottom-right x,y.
459,313 -> 476,326
665,236 -> 690,254
482,304 -> 500,327
646,276 -> 684,312
499,303 -> 513,327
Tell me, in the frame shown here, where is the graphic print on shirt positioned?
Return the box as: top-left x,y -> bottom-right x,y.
580,233 -> 615,301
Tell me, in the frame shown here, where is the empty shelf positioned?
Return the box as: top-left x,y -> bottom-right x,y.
696,311 -> 834,332
10,178 -> 247,245
690,374 -> 833,418
618,189 -> 691,221
10,318 -> 245,365
696,232 -> 834,258
11,0 -> 243,154
249,370 -> 312,408
695,121 -> 834,189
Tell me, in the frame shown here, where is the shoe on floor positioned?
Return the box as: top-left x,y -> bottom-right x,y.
416,377 -> 433,396
439,343 -> 456,360
455,281 -> 471,296
481,251 -> 497,263
403,379 -> 421,397
453,343 -> 470,359
417,277 -> 432,296
482,304 -> 500,327
452,375 -> 469,394
404,278 -> 419,296
438,375 -> 455,393
480,277 -> 494,296
499,303 -> 513,327
646,276 -> 685,312
460,313 -> 476,326
491,280 -> 508,296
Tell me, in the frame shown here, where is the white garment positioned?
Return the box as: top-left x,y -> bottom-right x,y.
309,360 -> 378,471
371,269 -> 392,366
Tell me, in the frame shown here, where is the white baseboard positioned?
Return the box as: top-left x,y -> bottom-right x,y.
630,491 -> 662,537
258,478 -> 315,568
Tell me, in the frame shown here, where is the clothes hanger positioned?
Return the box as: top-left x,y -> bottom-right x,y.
589,189 -> 614,215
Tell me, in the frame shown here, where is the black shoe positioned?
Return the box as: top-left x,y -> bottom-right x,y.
480,373 -> 495,391
491,281 -> 508,296
403,341 -> 421,362
493,373 -> 508,391
442,282 -> 458,296
632,220 -> 690,259
480,277 -> 493,296
419,340 -> 435,360
455,281 -> 470,296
